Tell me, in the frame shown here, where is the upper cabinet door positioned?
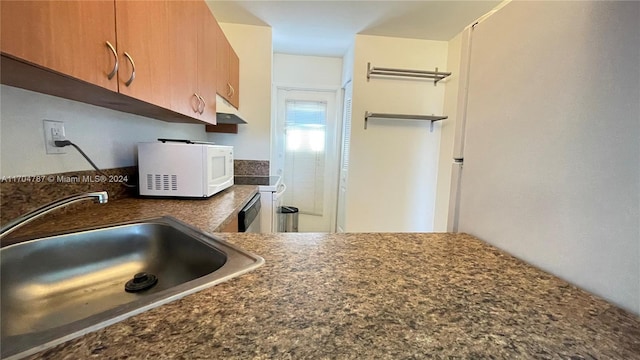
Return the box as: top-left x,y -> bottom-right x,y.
114,0 -> 172,108
214,22 -> 240,109
0,1 -> 118,91
228,47 -> 240,109
167,0 -> 200,119
197,2 -> 218,124
215,21 -> 230,101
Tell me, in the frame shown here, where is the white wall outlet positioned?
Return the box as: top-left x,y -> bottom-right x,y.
43,120 -> 66,154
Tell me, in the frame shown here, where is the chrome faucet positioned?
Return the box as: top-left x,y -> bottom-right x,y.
0,191 -> 108,239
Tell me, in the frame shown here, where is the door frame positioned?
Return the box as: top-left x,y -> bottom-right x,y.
336,80 -> 352,233
271,83 -> 344,232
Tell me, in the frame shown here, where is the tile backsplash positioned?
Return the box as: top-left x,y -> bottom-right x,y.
234,160 -> 269,177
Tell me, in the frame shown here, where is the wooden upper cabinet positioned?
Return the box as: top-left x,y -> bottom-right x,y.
167,0 -> 200,119
228,47 -> 240,109
0,1 -> 118,92
1,0 -> 233,126
114,0 -> 172,109
196,2 -> 218,124
116,0 -> 216,123
214,21 -> 240,109
215,21 -> 230,101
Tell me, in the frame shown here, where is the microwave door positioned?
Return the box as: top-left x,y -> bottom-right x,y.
210,155 -> 226,182
206,147 -> 234,195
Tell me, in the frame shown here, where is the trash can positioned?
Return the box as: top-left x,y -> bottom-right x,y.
277,206 -> 299,232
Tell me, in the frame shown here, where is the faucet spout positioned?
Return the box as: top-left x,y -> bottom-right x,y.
0,191 -> 109,239
93,191 -> 109,204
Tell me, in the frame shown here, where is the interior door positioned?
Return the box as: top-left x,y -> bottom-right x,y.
274,88 -> 340,232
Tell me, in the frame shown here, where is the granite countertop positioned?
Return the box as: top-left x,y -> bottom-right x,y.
3,185 -> 259,243
24,229 -> 640,358
5,185 -> 640,358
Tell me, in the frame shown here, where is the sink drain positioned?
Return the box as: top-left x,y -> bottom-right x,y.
125,272 -> 158,292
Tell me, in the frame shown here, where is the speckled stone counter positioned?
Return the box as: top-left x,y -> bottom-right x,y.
25,232 -> 640,359
2,185 -> 259,244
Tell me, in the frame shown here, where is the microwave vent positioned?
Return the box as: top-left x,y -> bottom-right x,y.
163,175 -> 169,190
171,175 -> 178,190
146,173 -> 178,192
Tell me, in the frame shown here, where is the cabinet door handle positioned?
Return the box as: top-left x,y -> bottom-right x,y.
123,52 -> 136,86
195,94 -> 205,114
105,41 -> 118,80
229,84 -> 235,98
226,83 -> 232,97
198,95 -> 206,114
192,93 -> 201,113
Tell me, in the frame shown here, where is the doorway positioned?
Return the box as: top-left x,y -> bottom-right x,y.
273,87 -> 340,232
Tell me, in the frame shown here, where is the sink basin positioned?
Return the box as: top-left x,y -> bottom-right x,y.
0,217 -> 264,359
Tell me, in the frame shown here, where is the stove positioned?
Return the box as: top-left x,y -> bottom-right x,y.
257,176 -> 285,233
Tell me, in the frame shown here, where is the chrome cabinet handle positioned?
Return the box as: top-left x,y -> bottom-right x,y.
198,95 -> 205,114
226,83 -> 232,97
194,93 -> 205,114
229,84 -> 235,98
105,41 -> 118,80
123,52 -> 136,86
192,93 -> 201,113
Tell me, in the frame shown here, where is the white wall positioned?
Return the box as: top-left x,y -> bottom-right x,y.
341,44 -> 355,87
0,85 -> 206,176
346,34 -> 447,232
273,53 -> 343,88
458,1 -> 640,314
432,31 -> 464,232
207,23 -> 272,160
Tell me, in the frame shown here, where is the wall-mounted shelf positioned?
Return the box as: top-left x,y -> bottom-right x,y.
364,111 -> 448,131
367,62 -> 451,85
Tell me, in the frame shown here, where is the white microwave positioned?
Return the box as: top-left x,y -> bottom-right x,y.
137,141 -> 234,198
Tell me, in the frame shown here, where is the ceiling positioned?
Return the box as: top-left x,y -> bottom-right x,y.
206,1 -> 502,57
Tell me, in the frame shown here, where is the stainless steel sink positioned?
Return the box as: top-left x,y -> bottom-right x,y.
0,217 -> 264,359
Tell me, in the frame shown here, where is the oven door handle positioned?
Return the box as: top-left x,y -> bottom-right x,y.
239,193 -> 262,232
274,183 -> 287,198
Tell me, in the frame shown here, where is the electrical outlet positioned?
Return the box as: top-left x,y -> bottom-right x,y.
43,120 -> 66,154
